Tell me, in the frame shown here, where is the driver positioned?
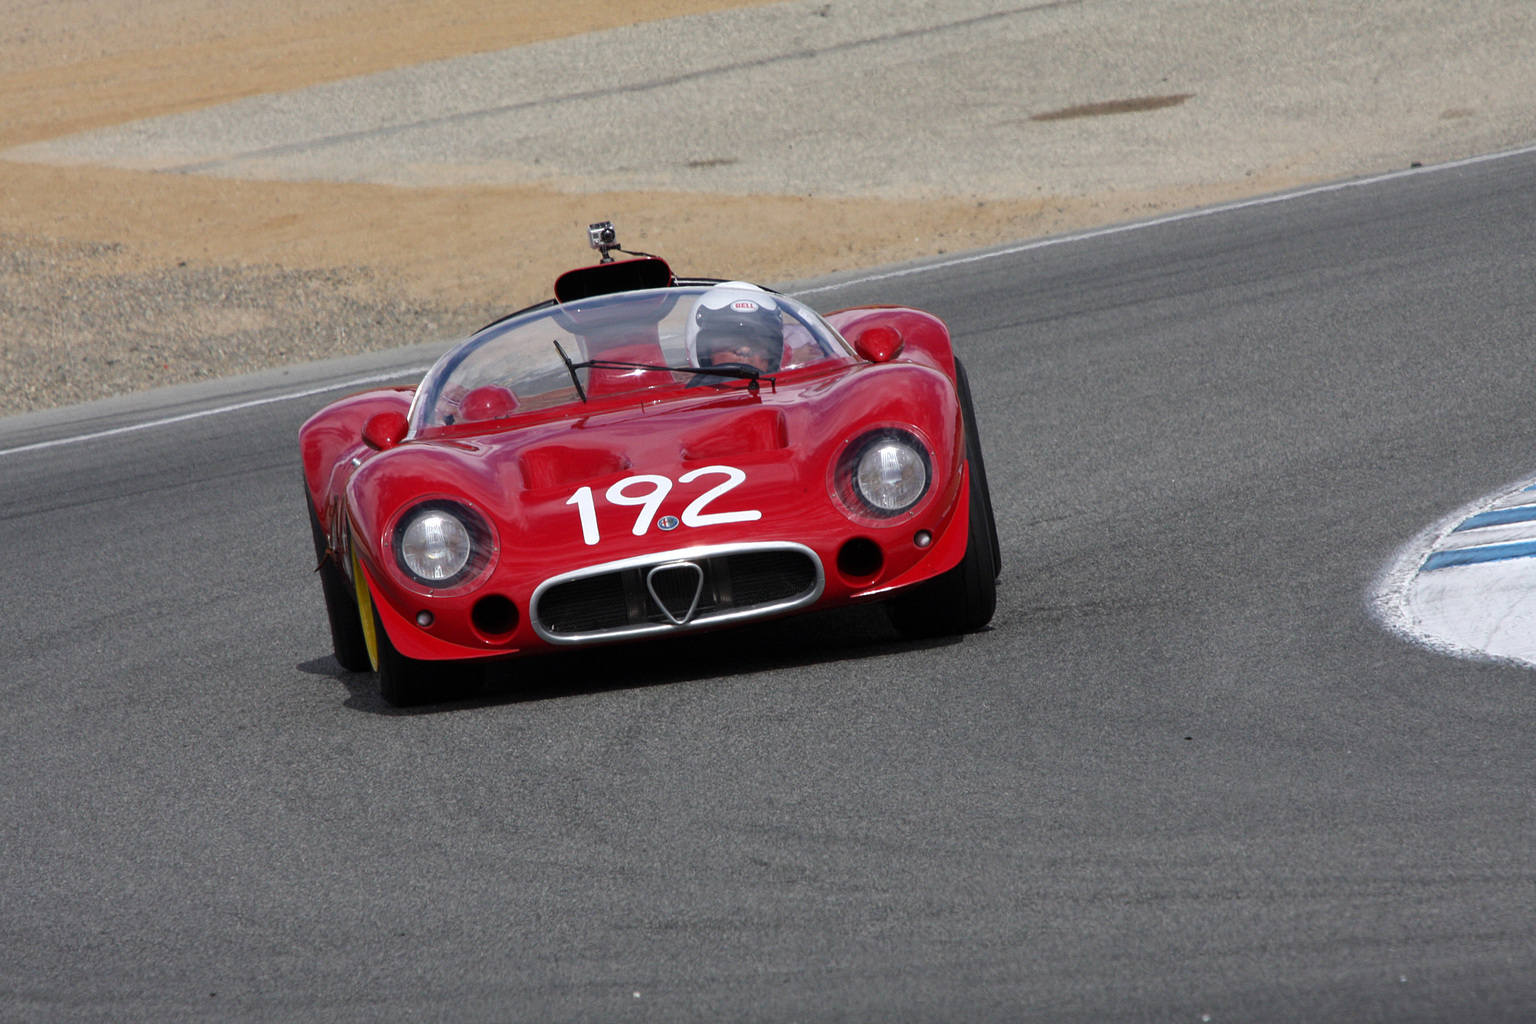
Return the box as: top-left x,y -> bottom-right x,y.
685,283 -> 785,374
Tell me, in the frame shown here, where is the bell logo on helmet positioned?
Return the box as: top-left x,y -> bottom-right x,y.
732,300 -> 759,312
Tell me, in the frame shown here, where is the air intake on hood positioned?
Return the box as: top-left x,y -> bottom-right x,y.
680,409 -> 789,461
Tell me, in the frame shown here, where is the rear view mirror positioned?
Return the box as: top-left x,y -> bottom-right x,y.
853,325 -> 903,363
362,410 -> 408,450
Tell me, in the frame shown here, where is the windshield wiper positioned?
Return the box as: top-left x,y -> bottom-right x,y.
557,352 -> 776,395
553,340 -> 588,403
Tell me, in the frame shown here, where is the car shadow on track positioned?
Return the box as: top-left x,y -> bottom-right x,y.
297,603 -> 968,715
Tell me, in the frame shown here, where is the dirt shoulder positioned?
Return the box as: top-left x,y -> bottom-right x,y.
1,0 -> 1531,413
1,155 -> 1308,408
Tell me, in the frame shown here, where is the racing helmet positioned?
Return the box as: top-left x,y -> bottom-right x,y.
685,283 -> 784,373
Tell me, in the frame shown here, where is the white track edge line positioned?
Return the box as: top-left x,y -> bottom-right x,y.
0,366 -> 432,458
791,142 -> 1536,296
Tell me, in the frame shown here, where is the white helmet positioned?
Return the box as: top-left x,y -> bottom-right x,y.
685,282 -> 784,372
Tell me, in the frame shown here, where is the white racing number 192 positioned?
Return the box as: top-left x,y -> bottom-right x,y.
565,465 -> 761,546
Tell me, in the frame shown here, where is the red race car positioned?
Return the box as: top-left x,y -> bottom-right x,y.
301,227 -> 999,705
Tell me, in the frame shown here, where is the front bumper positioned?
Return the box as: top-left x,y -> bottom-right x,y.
362,465 -> 970,663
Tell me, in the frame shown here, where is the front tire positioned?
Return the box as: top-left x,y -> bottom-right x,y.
954,359 -> 1001,579
885,364 -> 999,639
351,549 -> 468,707
306,490 -> 372,672
369,599 -> 448,707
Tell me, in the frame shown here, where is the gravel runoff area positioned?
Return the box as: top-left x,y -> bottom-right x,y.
2,0 -> 1534,413
0,233 -> 503,410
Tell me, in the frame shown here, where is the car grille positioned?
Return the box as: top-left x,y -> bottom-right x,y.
532,543 -> 822,643
535,572 -> 632,634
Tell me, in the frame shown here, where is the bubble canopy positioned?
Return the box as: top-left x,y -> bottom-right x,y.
409,286 -> 853,433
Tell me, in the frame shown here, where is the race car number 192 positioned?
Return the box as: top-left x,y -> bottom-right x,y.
565,465 -> 761,545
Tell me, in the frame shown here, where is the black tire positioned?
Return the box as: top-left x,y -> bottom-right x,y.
954,359 -> 1001,579
370,599 -> 448,707
885,367 -> 999,639
306,489 -> 372,672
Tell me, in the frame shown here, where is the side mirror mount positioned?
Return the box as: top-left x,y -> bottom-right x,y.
362,410 -> 409,451
853,325 -> 904,363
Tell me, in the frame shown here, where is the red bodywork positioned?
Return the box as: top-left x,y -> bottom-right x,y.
300,304 -> 971,663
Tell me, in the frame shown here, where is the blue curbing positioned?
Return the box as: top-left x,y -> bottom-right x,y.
1453,504 -> 1536,532
1423,540 -> 1536,571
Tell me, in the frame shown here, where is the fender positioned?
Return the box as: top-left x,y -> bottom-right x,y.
299,387 -> 415,521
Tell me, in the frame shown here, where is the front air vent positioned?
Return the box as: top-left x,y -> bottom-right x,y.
471,594 -> 520,637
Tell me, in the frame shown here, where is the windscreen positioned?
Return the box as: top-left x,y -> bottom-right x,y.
409,286 -> 850,432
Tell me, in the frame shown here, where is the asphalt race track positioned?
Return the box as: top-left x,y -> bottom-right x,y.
4,150 -> 1536,1022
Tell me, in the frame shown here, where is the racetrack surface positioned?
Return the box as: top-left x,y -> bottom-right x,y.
4,152 -> 1536,1021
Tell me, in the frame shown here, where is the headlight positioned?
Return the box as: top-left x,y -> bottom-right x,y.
393,501 -> 487,586
847,431 -> 931,517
